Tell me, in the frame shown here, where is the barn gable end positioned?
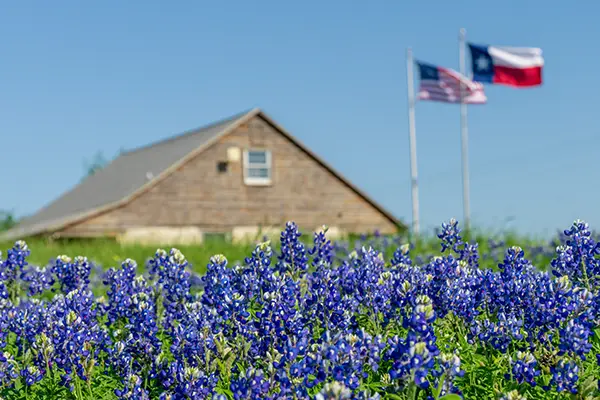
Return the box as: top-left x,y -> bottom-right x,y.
59,114 -> 400,241
2,108 -> 404,243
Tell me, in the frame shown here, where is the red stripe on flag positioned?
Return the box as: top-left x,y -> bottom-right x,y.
492,65 -> 542,87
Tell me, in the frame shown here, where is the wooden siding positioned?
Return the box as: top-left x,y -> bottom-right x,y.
60,116 -> 398,236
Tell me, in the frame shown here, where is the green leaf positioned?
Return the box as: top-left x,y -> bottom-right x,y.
432,374 -> 445,399
383,394 -> 404,400
437,394 -> 462,400
580,375 -> 599,397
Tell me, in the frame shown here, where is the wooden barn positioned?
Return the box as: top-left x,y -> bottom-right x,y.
2,108 -> 404,244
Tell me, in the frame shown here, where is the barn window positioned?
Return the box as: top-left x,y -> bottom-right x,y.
243,149 -> 272,185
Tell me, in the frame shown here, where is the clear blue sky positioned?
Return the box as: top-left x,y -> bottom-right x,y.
1,1 -> 597,238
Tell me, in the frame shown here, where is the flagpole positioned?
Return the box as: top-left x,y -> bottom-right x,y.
458,28 -> 471,233
406,47 -> 420,236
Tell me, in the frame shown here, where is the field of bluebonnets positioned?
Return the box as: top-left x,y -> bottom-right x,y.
0,219 -> 599,400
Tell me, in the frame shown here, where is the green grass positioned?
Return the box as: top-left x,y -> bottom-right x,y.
0,237 -> 256,275
0,226 -> 561,276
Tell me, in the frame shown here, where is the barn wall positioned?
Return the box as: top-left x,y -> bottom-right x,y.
59,115 -> 399,239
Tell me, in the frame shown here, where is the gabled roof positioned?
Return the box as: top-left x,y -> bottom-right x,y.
1,108 -> 404,241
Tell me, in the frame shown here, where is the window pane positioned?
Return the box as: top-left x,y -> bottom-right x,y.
248,167 -> 270,178
248,151 -> 267,164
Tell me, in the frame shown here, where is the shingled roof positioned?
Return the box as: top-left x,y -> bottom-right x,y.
2,108 -> 403,241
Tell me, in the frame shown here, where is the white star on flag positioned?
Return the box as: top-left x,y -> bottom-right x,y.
476,55 -> 489,71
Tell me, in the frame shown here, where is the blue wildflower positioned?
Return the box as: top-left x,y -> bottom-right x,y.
546,359 -> 579,394
509,351 -> 540,387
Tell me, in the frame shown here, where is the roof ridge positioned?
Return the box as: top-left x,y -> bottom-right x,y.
1,107 -> 405,241
122,108 -> 254,156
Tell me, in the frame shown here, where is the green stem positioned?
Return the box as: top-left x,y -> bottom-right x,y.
409,372 -> 418,400
581,255 -> 592,291
45,358 -> 57,397
87,379 -> 93,399
75,378 -> 84,400
9,280 -> 20,306
85,352 -> 95,399
433,372 -> 446,400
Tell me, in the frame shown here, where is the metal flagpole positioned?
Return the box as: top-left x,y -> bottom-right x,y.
458,28 -> 471,232
406,47 -> 420,236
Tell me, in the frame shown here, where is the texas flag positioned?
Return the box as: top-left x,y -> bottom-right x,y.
468,43 -> 544,87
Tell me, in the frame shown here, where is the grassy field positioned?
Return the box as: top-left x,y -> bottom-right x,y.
0,226 -> 562,275
0,236 -> 255,275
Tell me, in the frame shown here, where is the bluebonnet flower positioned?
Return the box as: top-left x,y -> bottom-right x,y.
472,313 -> 523,353
0,241 -> 30,304
316,329 -> 385,391
169,322 -> 216,372
46,288 -> 109,389
344,246 -> 391,319
437,218 -> 481,271
315,381 -> 353,400
558,318 -> 593,360
276,221 -> 308,277
499,390 -> 527,400
22,265 -> 54,296
1,219 -> 600,399
386,295 -> 439,389
508,351 -> 540,386
546,359 -> 579,394
235,240 -> 273,302
444,260 -> 485,323
103,258 -> 138,323
229,367 -> 272,399
0,351 -> 19,387
434,352 -> 464,396
151,249 -> 192,331
129,283 -> 161,344
108,341 -> 133,376
51,255 -> 92,293
146,248 -> 168,280
529,274 -> 573,335
31,333 -> 55,374
460,241 -> 480,268
201,254 -> 238,327
0,310 -> 8,350
1,240 -> 30,283
158,362 -> 218,399
308,226 -> 334,268
115,373 -> 150,399
20,365 -> 44,386
570,287 -> 595,319
391,244 -> 412,267
303,253 -> 361,334
551,219 -> 600,289
0,281 -> 7,300
437,219 -> 463,254
439,352 -> 464,379
105,274 -> 163,380
498,246 -> 532,276
388,264 -> 427,318
9,299 -> 47,350
485,246 -> 540,320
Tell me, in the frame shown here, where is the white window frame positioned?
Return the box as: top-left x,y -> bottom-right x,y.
243,149 -> 272,186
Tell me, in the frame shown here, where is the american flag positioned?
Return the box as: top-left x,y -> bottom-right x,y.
416,60 -> 487,104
